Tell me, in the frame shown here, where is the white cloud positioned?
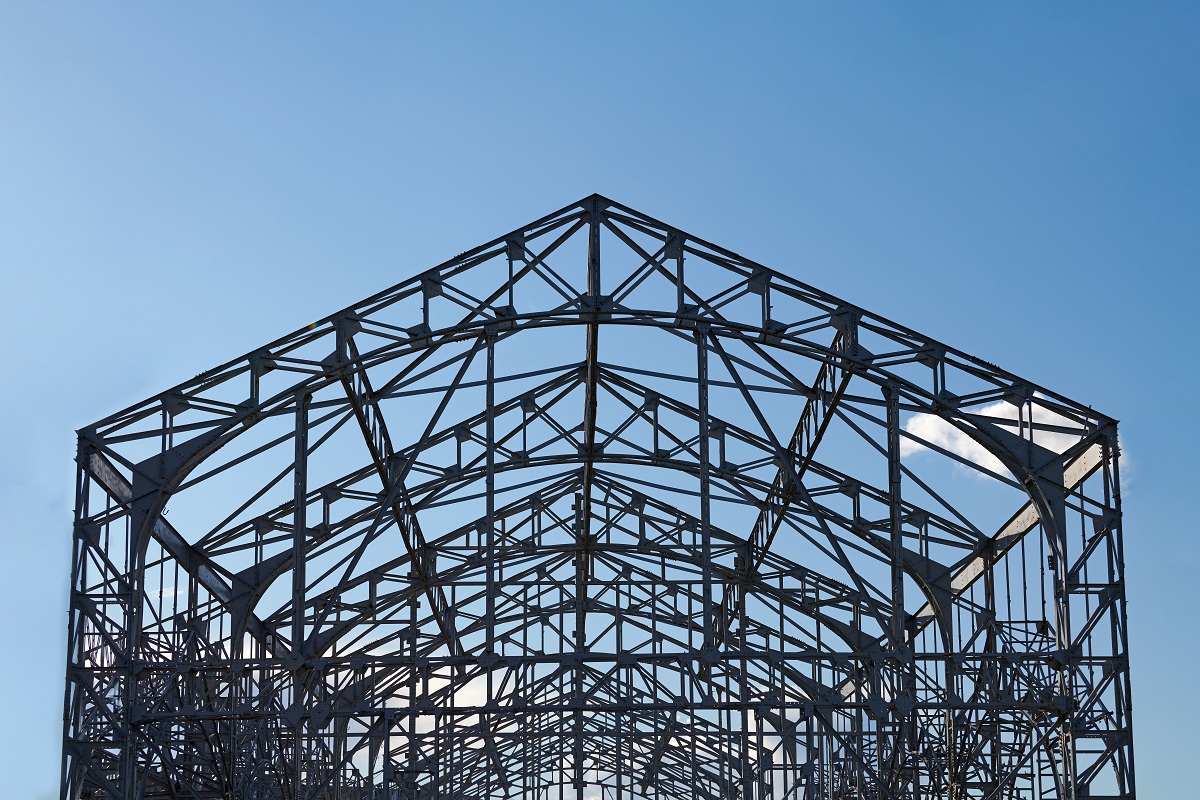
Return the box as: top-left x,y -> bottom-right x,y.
900,398 -> 1084,476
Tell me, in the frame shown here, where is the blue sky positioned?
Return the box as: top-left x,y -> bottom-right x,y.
1,3 -> 1196,796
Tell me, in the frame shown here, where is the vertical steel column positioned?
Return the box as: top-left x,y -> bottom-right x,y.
1109,434 -> 1136,797
485,331 -> 497,656
884,384 -> 905,649
407,590 -> 419,799
885,382 -> 917,791
292,392 -> 310,653
292,391 -> 310,798
1046,480 -> 1076,800
484,327 -> 499,796
574,200 -> 602,800
697,327 -> 713,651
63,448 -> 89,800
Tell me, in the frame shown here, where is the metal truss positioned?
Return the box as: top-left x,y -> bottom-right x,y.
63,196 -> 1134,800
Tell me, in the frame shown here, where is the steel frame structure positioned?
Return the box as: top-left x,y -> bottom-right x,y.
64,196 -> 1134,800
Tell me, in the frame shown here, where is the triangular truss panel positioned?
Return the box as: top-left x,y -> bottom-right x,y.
65,196 -> 1134,800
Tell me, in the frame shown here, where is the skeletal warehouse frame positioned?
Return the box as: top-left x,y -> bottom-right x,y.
64,196 -> 1134,800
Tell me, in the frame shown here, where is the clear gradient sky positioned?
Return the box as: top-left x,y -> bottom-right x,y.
1,3 -> 1197,796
